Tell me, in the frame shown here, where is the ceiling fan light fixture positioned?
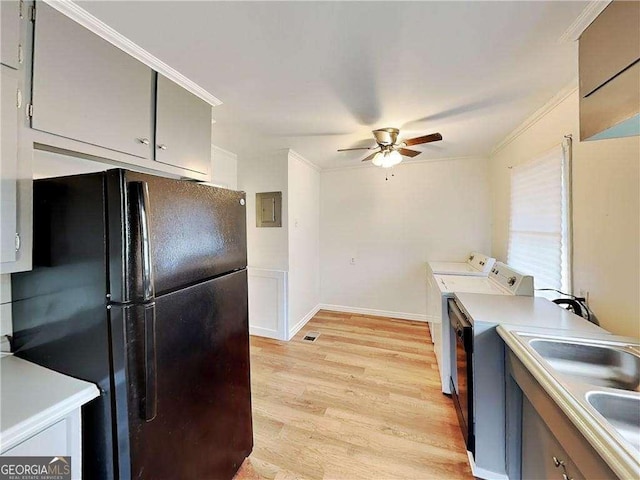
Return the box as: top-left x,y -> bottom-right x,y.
372,152 -> 384,167
381,150 -> 402,168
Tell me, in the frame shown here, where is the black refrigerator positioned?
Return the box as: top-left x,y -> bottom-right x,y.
11,169 -> 253,480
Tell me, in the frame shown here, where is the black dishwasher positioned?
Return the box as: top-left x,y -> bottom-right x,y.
448,298 -> 474,454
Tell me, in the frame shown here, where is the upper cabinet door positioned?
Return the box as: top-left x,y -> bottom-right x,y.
155,74 -> 211,175
0,65 -> 19,265
0,0 -> 21,69
31,3 -> 153,159
579,0 -> 640,97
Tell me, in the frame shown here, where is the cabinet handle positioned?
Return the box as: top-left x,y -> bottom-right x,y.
157,144 -> 168,150
552,456 -> 564,468
137,138 -> 150,145
562,474 -> 573,480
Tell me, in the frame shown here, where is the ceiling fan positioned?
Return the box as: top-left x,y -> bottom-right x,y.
338,128 -> 443,168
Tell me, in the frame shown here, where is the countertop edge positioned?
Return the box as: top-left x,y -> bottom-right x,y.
0,385 -> 100,454
497,325 -> 640,480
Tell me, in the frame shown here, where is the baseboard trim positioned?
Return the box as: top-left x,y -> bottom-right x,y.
467,451 -> 509,480
318,304 -> 428,322
249,326 -> 281,340
288,304 -> 321,340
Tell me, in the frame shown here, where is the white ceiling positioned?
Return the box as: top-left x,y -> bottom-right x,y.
78,1 -> 588,169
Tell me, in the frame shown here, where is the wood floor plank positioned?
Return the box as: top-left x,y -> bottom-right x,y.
247,311 -> 472,480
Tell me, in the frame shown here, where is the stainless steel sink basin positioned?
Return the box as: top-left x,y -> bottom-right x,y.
529,339 -> 640,391
587,392 -> 640,452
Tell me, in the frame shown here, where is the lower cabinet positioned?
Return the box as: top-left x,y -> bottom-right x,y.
505,350 -> 617,480
1,409 -> 82,478
521,396 -> 585,480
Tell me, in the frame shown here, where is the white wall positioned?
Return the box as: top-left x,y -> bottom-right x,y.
210,145 -> 238,190
238,149 -> 321,339
237,150 -> 289,270
287,151 -> 321,335
490,87 -> 640,338
320,157 -> 491,318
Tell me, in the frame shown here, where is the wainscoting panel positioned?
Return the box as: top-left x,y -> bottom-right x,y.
248,268 -> 288,340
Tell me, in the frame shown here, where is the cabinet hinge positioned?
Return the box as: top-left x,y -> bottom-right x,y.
15,233 -> 21,252
16,88 -> 22,109
29,4 -> 35,22
19,0 -> 24,19
26,103 -> 33,118
18,44 -> 24,64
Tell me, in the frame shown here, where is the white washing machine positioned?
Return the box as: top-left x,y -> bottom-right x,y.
426,262 -> 534,394
427,251 -> 496,277
426,252 -> 496,350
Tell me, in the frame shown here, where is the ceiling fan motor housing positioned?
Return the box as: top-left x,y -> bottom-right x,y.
373,128 -> 400,146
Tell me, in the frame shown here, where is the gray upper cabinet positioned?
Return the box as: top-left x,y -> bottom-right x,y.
1,65 -> 19,265
31,3 -> 153,159
155,74 -> 211,175
579,0 -> 640,97
0,0 -> 21,69
579,0 -> 640,141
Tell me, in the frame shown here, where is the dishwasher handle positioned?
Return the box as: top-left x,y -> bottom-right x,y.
448,299 -> 473,353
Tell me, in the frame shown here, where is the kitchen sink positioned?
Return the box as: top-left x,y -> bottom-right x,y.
587,392 -> 640,452
529,339 -> 640,391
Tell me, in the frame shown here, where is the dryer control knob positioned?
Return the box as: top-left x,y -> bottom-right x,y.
508,276 -> 516,286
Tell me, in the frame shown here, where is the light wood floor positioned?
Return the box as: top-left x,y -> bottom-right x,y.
245,310 -> 473,480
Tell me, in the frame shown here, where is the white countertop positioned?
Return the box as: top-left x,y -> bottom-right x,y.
0,353 -> 100,452
453,293 -> 606,333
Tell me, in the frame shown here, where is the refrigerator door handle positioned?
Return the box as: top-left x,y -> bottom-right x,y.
143,303 -> 158,422
129,181 -> 155,302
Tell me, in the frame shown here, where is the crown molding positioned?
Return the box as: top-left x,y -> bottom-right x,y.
288,149 -> 321,172
323,155 -> 484,173
43,0 -> 223,107
490,81 -> 578,156
211,144 -> 238,159
558,0 -> 611,43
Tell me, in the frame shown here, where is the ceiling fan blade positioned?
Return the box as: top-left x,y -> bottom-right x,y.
337,146 -> 376,152
403,133 -> 443,146
398,148 -> 421,158
361,152 -> 378,162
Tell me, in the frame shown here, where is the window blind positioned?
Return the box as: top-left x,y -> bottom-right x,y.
507,143 -> 571,293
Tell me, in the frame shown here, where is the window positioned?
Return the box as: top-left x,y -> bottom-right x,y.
507,141 -> 571,294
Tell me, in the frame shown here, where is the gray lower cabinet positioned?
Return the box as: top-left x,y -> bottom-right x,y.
0,0 -> 21,69
506,350 -> 617,480
522,396 -> 585,480
31,3 -> 153,159
0,65 -> 19,265
155,74 -> 211,175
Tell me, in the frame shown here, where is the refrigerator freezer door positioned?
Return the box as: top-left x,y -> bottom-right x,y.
106,170 -> 247,303
124,269 -> 253,479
